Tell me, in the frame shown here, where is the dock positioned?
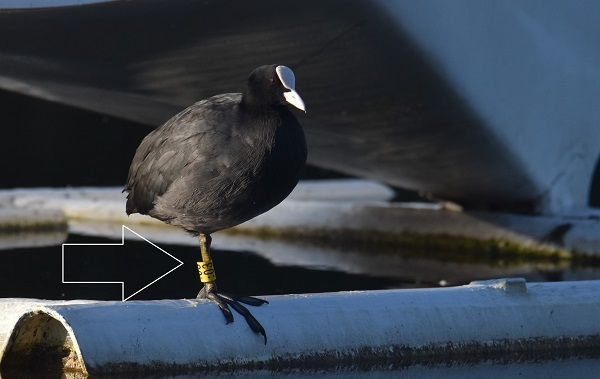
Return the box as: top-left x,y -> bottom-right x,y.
1,278 -> 599,375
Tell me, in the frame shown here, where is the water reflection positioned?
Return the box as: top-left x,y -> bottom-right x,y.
2,357 -> 600,378
2,221 -> 600,301
0,230 -> 67,251
73,219 -> 600,286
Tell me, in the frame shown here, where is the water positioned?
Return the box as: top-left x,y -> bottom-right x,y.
2,358 -> 599,379
2,226 -> 600,378
0,232 -> 408,301
3,226 -> 600,301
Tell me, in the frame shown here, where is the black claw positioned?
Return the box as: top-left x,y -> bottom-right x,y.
206,292 -> 234,324
198,287 -> 268,343
221,291 -> 269,307
221,296 -> 268,344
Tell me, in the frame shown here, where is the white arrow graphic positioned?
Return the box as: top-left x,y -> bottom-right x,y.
62,225 -> 184,301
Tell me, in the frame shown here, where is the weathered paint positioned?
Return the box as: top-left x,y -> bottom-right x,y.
1,279 -> 599,375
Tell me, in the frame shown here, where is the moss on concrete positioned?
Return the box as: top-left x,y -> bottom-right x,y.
0,217 -> 67,234
223,226 -> 578,268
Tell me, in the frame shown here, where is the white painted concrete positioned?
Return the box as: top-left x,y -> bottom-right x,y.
2,181 -> 600,254
1,279 -> 599,375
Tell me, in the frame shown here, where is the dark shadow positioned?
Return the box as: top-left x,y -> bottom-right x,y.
589,154 -> 600,208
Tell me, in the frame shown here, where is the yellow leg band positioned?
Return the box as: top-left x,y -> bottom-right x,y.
197,260 -> 216,283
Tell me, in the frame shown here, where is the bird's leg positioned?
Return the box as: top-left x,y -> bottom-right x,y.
195,233 -> 269,344
196,234 -> 232,322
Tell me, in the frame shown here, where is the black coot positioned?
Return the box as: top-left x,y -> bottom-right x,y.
124,65 -> 307,343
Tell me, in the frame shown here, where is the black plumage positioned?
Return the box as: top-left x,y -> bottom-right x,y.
124,64 -> 307,343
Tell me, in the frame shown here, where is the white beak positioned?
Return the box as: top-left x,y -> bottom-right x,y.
276,65 -> 306,112
283,89 -> 306,112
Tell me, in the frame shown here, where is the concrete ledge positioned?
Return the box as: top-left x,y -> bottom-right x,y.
2,181 -> 600,255
0,208 -> 66,232
1,279 -> 599,375
0,179 -> 395,229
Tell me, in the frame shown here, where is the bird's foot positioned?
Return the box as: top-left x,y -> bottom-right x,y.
197,286 -> 269,344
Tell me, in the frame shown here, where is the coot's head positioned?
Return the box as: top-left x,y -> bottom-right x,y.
242,65 -> 306,112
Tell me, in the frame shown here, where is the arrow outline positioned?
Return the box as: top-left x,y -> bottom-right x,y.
62,225 -> 184,301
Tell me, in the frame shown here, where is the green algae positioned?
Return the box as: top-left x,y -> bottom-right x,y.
0,215 -> 67,233
222,226 -> 582,269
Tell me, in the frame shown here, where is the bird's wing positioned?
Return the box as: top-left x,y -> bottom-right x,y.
125,94 -> 240,215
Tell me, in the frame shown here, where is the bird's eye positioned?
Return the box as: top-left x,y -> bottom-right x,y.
269,78 -> 275,84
